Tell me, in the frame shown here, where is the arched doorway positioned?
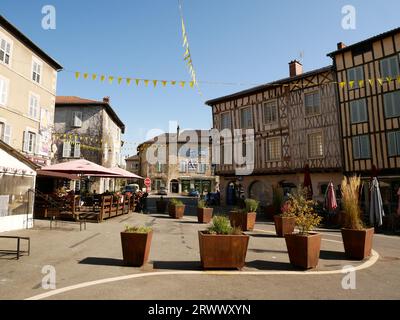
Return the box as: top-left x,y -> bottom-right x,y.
249,180 -> 268,207
170,179 -> 179,193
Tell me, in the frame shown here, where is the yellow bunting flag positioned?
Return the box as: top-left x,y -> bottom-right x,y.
153,80 -> 157,87
162,80 -> 167,87
171,81 -> 176,86
75,72 -> 80,79
397,76 -> 400,84
179,81 -> 185,88
183,35 -> 188,47
184,48 -> 189,58
368,79 -> 374,87
386,76 -> 392,83
100,75 -> 105,82
348,81 -> 354,89
92,74 -> 97,81
117,77 -> 122,84
126,78 -> 132,85
83,73 -> 88,79
135,79 -> 140,86
189,81 -> 194,88
377,78 -> 383,86
144,80 -> 149,87
108,76 -> 114,84
358,80 -> 364,88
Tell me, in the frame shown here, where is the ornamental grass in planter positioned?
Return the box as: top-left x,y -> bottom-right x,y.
274,200 -> 296,237
120,225 -> 152,267
156,196 -> 167,213
197,199 -> 213,223
229,199 -> 259,231
340,176 -> 374,260
199,215 -> 249,270
168,198 -> 185,219
284,189 -> 323,269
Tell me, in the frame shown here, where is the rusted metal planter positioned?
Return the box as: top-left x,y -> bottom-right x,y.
198,231 -> 249,269
156,200 -> 167,213
168,204 -> 185,219
274,215 -> 296,237
197,207 -> 213,223
341,227 -> 374,260
284,232 -> 322,269
229,211 -> 256,231
120,231 -> 153,267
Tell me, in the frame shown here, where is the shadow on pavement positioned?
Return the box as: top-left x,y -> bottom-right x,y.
246,260 -> 295,271
79,257 -> 125,267
248,233 -> 278,238
153,260 -> 202,270
319,250 -> 347,260
248,248 -> 288,254
179,221 -> 201,224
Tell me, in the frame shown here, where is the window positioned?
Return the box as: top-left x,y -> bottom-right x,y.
240,107 -> 253,128
29,93 -> 40,119
23,131 -> 36,154
188,159 -> 198,172
0,36 -> 11,65
156,161 -> 163,173
308,132 -> 323,158
0,76 -> 9,106
266,137 -> 281,161
352,135 -> 371,159
387,131 -> 400,156
198,163 -> 207,174
72,111 -> 83,127
380,56 -> 400,79
179,160 -> 187,173
384,90 -> 400,118
62,140 -> 80,158
220,112 -> 231,129
350,99 -> 368,123
242,141 -> 246,157
304,91 -> 320,115
32,58 -> 42,84
0,123 -> 11,144
263,101 -> 278,124
347,66 -> 364,88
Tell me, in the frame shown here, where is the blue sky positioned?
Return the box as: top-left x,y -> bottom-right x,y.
1,0 -> 400,157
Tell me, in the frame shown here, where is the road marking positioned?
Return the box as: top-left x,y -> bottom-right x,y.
25,251 -> 379,300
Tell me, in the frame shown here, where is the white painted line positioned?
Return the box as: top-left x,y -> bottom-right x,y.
25,251 -> 379,300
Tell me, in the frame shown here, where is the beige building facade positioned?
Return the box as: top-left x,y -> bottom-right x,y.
0,15 -> 62,166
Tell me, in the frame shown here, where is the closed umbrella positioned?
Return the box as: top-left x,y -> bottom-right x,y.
303,164 -> 313,199
369,177 -> 385,226
325,182 -> 337,212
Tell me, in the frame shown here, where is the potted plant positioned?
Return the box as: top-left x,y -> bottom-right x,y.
197,199 -> 213,223
340,176 -> 374,260
229,198 -> 259,231
198,216 -> 249,269
120,225 -> 153,267
284,189 -> 323,269
168,198 -> 185,219
274,200 -> 296,237
156,196 -> 167,213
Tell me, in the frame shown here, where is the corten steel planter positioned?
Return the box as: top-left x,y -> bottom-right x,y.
156,200 -> 167,213
198,231 -> 249,269
229,211 -> 256,231
169,204 -> 185,219
197,207 -> 213,223
274,215 -> 296,237
341,227 -> 374,260
120,230 -> 153,267
284,232 -> 322,269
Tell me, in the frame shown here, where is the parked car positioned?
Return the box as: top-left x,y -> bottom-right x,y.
188,189 -> 200,197
122,184 -> 139,194
157,187 -> 168,195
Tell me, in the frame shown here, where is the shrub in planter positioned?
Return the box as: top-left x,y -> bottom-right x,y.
156,196 -> 167,213
197,199 -> 213,223
120,225 -> 153,266
340,176 -> 374,260
284,189 -> 323,269
229,199 -> 259,231
199,216 -> 249,269
274,200 -> 296,237
168,198 -> 185,219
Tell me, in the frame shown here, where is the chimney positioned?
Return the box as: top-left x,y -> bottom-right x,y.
103,96 -> 110,104
337,42 -> 346,50
289,60 -> 303,77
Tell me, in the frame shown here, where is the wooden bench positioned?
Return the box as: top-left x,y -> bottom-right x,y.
0,236 -> 30,260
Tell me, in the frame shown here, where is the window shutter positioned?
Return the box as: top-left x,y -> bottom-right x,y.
73,111 -> 82,127
350,101 -> 358,123
35,133 -> 40,154
74,142 -> 81,158
359,100 -> 367,122
0,78 -> 7,105
22,131 -> 29,152
352,137 -> 360,159
360,136 -> 370,158
394,91 -> 400,117
381,59 -> 389,78
62,141 -> 71,158
388,132 -> 396,156
3,124 -> 11,144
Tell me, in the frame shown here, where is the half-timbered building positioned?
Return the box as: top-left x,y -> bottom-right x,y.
206,61 -> 343,207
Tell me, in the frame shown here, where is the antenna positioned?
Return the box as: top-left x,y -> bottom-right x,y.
298,50 -> 304,62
